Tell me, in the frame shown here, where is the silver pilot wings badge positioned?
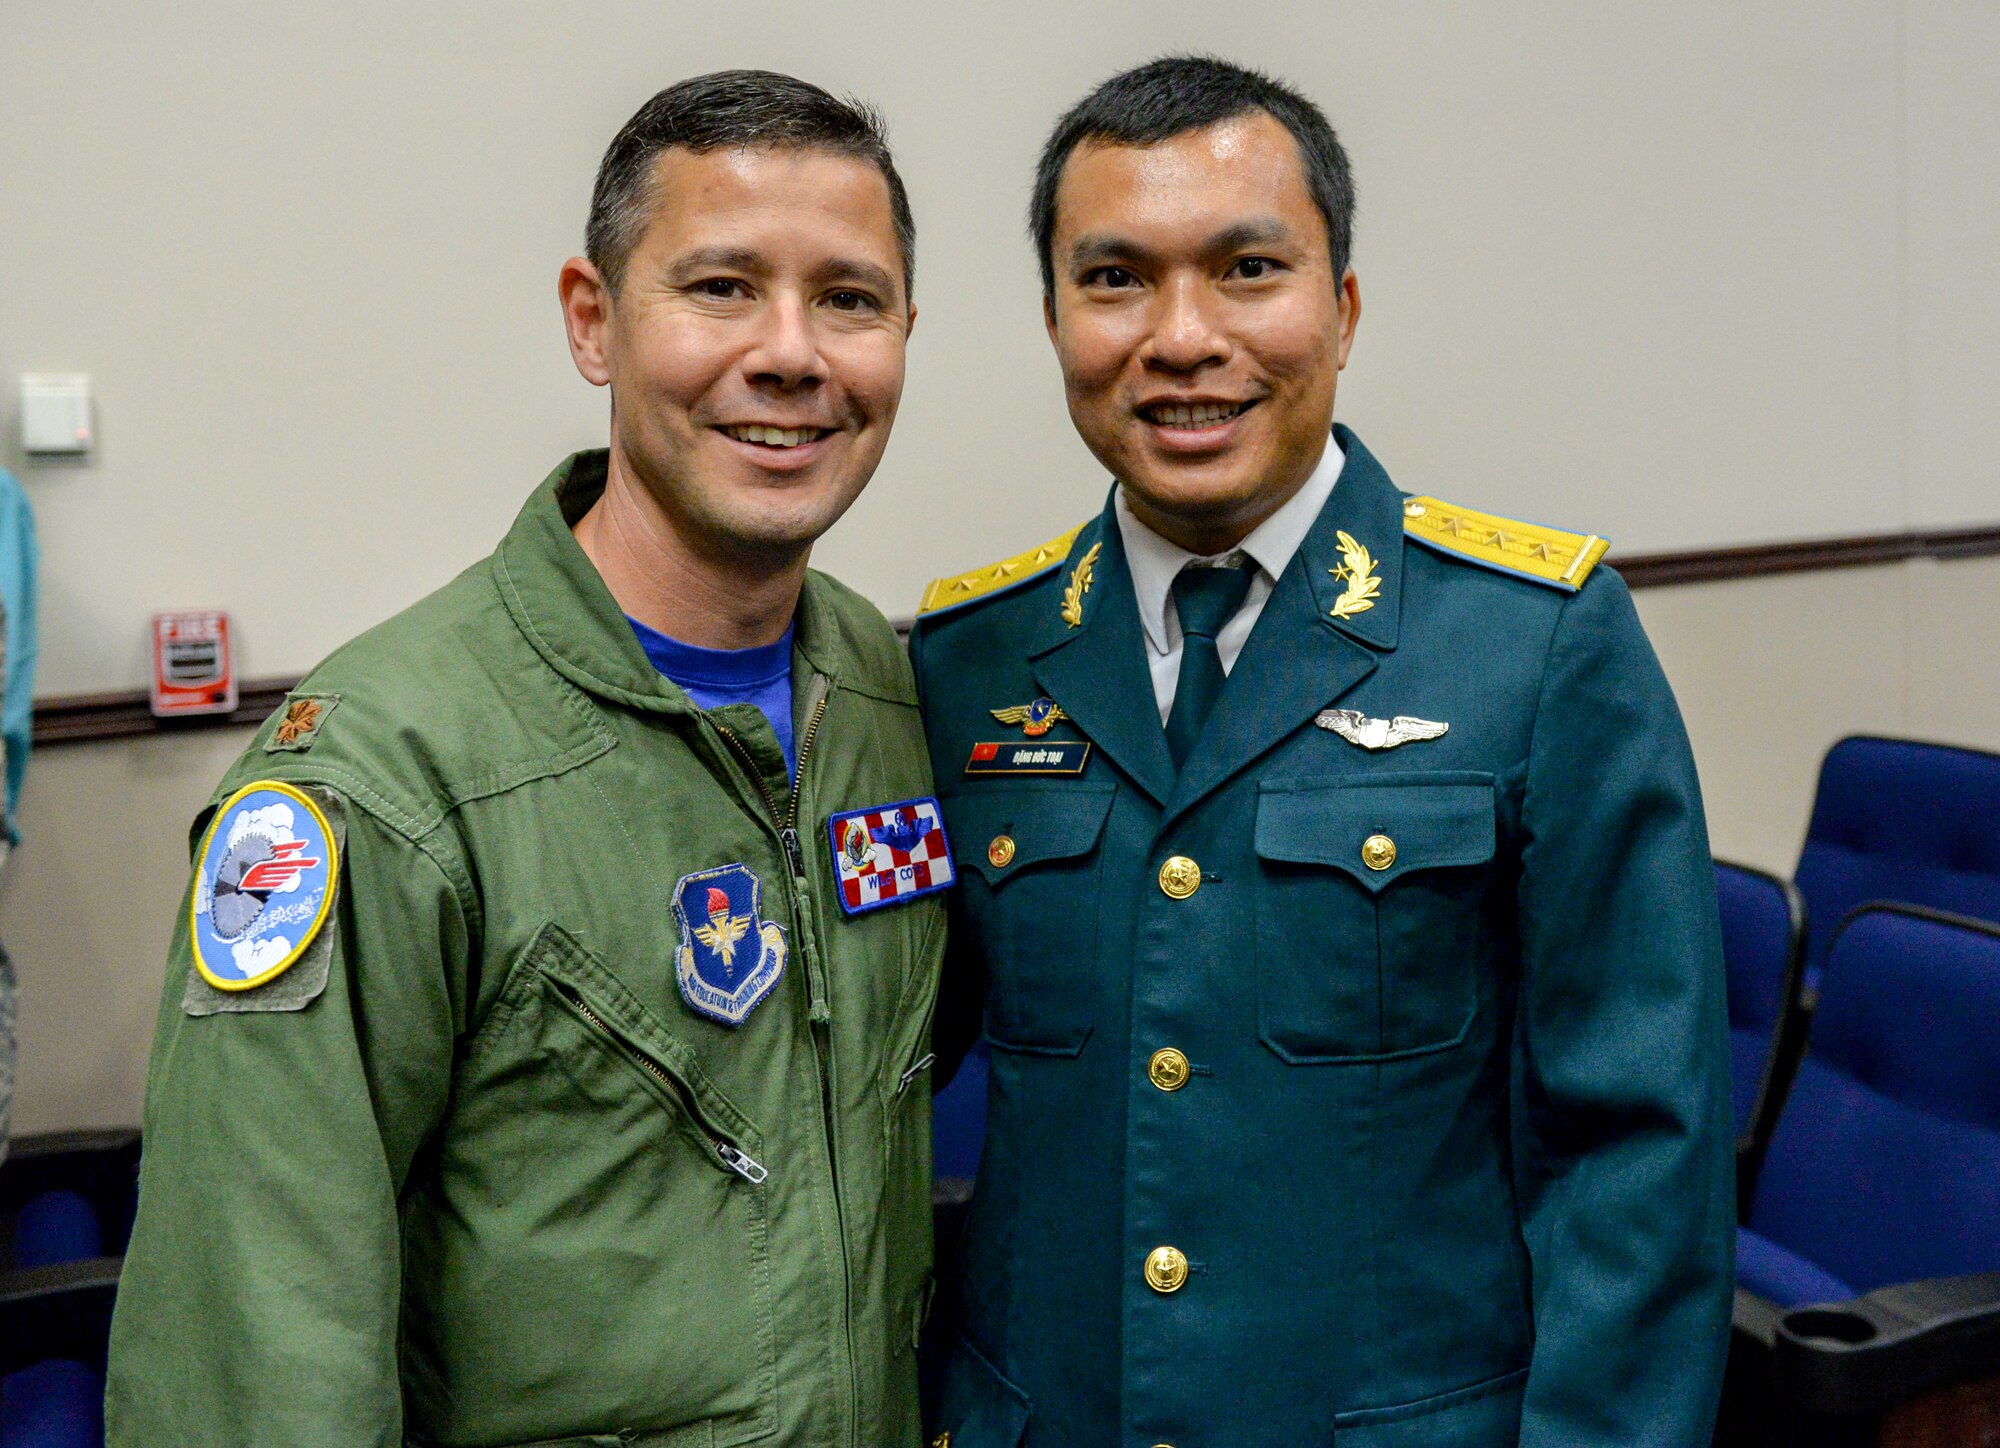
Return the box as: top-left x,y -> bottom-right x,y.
1315,709 -> 1449,751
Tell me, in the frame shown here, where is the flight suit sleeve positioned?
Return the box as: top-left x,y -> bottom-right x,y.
105,791 -> 467,1448
1511,571 -> 1735,1446
907,623 -> 985,1089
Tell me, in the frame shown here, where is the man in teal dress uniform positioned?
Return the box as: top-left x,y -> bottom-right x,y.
910,56 -> 1733,1448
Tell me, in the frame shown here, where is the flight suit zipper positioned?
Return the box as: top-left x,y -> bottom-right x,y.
712,678 -> 860,1441
549,980 -> 767,1184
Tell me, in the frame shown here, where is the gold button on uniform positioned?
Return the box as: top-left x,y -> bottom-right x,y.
1144,1245 -> 1189,1293
1361,833 -> 1397,871
987,834 -> 1016,869
1148,1048 -> 1191,1091
1158,855 -> 1201,899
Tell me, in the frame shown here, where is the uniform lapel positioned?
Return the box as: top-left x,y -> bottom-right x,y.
1162,427 -> 1405,828
1028,506 -> 1179,808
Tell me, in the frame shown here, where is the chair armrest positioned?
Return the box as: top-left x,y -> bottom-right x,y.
1774,1270 -> 2000,1420
1733,1286 -> 1785,1350
0,1128 -> 141,1253
1716,1289 -> 1787,1447
0,1255 -> 121,1377
2,1128 -> 140,1173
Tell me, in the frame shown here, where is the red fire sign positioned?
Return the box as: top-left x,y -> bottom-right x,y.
151,611 -> 237,717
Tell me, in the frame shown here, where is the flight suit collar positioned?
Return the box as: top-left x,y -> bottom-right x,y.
1026,425 -> 1406,816
493,451 -> 885,714
493,452 -> 695,713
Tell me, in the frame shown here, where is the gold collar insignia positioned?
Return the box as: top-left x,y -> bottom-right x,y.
1328,530 -> 1381,619
1060,541 -> 1102,627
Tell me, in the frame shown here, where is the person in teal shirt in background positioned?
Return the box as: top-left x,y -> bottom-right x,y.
0,465 -> 38,1162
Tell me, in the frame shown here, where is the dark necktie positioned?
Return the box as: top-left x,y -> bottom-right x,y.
1165,563 -> 1254,769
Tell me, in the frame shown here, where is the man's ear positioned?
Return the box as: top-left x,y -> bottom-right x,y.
559,256 -> 614,387
1043,291 -> 1059,351
1335,267 -> 1362,371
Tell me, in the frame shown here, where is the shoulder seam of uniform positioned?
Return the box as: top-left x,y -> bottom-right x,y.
203,763 -> 480,936
1401,495 -> 1609,593
916,521 -> 1090,617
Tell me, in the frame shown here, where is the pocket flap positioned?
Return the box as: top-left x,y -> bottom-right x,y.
934,1334 -> 1031,1447
941,783 -> 1116,887
527,922 -> 761,1150
1255,772 -> 1497,893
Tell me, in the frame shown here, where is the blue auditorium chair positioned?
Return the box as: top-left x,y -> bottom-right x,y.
922,1040 -> 990,1426
1794,736 -> 2000,981
931,1037 -> 989,1186
0,1131 -> 140,1268
0,1260 -> 118,1448
0,1131 -> 139,1448
1715,860 -> 1809,1218
1722,904 -> 2000,1445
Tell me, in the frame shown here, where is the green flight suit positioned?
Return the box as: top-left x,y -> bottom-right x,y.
910,427 -> 1734,1447
106,453 -> 944,1447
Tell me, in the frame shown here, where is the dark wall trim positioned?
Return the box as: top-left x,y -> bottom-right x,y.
1615,523 -> 2000,589
33,679 -> 300,747
30,522 -> 2000,748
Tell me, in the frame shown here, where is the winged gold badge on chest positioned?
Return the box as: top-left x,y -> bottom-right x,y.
1315,709 -> 1449,750
990,697 -> 1069,736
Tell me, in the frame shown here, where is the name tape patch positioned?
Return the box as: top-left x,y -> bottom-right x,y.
827,796 -> 956,916
964,741 -> 1093,776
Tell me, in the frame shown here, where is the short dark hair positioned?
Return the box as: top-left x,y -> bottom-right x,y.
1029,55 -> 1354,298
587,69 -> 915,299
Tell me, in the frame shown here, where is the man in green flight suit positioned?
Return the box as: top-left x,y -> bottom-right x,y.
911,57 -> 1734,1447
108,71 -> 949,1446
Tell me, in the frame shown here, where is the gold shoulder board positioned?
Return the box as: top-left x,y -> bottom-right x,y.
917,522 -> 1089,616
1401,496 -> 1609,593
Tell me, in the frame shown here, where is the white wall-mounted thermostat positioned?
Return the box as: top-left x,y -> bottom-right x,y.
20,373 -> 94,456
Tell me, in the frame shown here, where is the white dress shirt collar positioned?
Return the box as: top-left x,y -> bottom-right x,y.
1116,433 -> 1346,657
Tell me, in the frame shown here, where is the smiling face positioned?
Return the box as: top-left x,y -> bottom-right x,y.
1045,111 -> 1359,554
564,144 -> 912,562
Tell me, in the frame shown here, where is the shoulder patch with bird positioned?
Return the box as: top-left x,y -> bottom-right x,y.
917,522 -> 1090,617
1400,495 -> 1609,592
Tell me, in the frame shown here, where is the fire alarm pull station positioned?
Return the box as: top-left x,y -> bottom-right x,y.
151,611 -> 238,717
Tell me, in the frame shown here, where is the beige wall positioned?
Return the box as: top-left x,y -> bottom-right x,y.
1636,556 -> 2000,875
4,2 -> 1996,695
1,3 -> 1995,1131
3,727 -> 252,1133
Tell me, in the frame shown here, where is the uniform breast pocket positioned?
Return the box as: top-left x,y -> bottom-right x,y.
1254,773 -> 1500,1064
940,782 -> 1116,1056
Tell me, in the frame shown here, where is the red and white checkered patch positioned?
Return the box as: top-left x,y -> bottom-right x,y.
826,796 -> 956,916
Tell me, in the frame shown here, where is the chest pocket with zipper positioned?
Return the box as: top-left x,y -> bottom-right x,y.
404,922 -> 776,1448
940,782 -> 1116,1056
1254,772 -> 1500,1064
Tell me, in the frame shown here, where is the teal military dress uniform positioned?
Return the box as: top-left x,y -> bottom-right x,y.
908,427 -> 1734,1447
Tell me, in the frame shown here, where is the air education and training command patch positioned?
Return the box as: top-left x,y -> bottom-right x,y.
673,863 -> 788,1027
826,796 -> 955,917
190,780 -> 339,993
